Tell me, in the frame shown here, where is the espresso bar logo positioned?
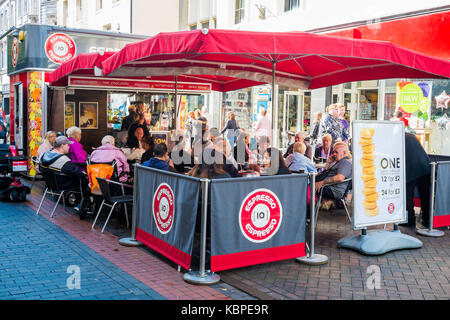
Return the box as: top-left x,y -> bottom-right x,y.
11,37 -> 18,67
239,189 -> 282,243
152,183 -> 175,234
45,33 -> 77,64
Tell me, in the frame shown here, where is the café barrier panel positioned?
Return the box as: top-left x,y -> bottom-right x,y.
209,174 -> 308,272
134,165 -> 201,270
433,161 -> 450,228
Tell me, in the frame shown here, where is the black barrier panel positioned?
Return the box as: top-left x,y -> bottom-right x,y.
434,162 -> 450,228
134,166 -> 201,270
209,174 -> 308,272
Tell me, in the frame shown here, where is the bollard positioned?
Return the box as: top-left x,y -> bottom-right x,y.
297,172 -> 329,265
417,162 -> 444,237
184,178 -> 220,285
119,164 -> 143,246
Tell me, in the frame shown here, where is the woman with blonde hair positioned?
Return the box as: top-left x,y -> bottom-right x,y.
37,131 -> 57,160
309,111 -> 322,143
66,126 -> 88,164
221,111 -> 239,148
285,142 -> 317,173
314,134 -> 333,163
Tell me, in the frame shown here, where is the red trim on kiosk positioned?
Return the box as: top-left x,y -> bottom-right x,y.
210,242 -> 306,272
68,76 -> 211,93
433,215 -> 450,229
136,228 -> 192,270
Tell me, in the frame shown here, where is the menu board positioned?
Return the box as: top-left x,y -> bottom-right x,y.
352,121 -> 407,229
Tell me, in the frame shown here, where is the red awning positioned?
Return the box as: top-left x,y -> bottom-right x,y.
49,51 -> 116,86
49,52 -> 266,92
100,29 -> 450,90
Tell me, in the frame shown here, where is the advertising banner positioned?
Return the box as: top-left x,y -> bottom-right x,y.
134,166 -> 200,270
209,174 -> 308,272
433,162 -> 450,228
352,121 -> 407,229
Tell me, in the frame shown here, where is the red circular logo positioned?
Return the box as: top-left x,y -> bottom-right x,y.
11,37 -> 18,67
239,189 -> 282,243
45,33 -> 76,64
152,183 -> 175,234
388,203 -> 395,214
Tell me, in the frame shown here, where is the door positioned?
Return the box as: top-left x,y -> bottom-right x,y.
282,91 -> 302,148
14,83 -> 23,150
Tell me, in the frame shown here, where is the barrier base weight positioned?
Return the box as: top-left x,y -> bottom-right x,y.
416,228 -> 445,237
296,254 -> 328,265
119,237 -> 143,247
338,229 -> 423,255
183,271 -> 220,285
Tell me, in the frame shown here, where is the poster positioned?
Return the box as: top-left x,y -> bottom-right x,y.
79,102 -> 98,129
396,81 -> 432,126
352,121 -> 407,229
64,101 -> 75,130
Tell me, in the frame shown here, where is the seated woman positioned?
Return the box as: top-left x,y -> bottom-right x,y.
314,134 -> 333,163
140,135 -> 155,164
285,142 -> 317,173
233,132 -> 251,165
90,135 -> 130,182
66,126 -> 88,171
169,135 -> 192,173
37,131 -> 57,161
262,147 -> 291,175
212,138 -> 239,177
187,160 -> 231,179
123,126 -> 145,163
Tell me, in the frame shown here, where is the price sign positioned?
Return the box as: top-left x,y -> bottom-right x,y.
352,121 -> 407,229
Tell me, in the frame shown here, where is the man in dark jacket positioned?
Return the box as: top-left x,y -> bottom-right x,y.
402,133 -> 431,228
120,105 -> 136,132
40,136 -> 89,191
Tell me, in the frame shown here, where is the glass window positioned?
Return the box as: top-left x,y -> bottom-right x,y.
235,0 -> 245,24
96,0 -> 103,11
201,21 -> 209,29
384,93 -> 396,120
284,0 -> 300,12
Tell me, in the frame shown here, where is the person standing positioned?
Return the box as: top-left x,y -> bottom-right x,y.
255,108 -> 272,140
318,104 -> 349,143
120,105 -> 136,132
309,111 -> 322,144
221,111 -> 239,148
337,104 -> 349,140
401,132 -> 431,228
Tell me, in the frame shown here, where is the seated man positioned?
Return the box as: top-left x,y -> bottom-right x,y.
284,131 -> 313,160
40,136 -> 92,215
314,142 -> 352,208
142,143 -> 177,172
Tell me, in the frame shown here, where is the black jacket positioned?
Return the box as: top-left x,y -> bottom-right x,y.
121,111 -> 136,132
405,133 -> 431,183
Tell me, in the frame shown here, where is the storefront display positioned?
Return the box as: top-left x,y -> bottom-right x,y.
222,88 -> 253,132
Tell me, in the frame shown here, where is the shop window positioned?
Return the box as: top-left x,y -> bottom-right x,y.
201,21 -> 209,29
96,0 -> 103,11
384,93 -> 396,120
332,94 -> 338,104
235,0 -> 245,24
284,0 -> 300,12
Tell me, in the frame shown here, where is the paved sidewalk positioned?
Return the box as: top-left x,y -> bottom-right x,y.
0,201 -> 165,300
22,184 -> 254,300
219,209 -> 450,300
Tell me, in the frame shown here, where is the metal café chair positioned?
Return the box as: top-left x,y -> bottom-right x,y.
30,156 -> 44,189
315,178 -> 353,226
91,177 -> 133,233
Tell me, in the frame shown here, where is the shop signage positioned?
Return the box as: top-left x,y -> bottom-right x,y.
68,76 -> 212,93
45,33 -> 77,64
396,81 -> 432,114
11,37 -> 18,67
239,189 -> 283,243
352,121 -> 407,229
152,183 -> 175,234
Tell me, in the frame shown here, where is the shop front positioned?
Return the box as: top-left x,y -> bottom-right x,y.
50,76 -> 211,153
6,23 -> 146,175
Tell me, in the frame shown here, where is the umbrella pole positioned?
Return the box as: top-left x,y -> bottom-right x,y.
271,61 -> 278,148
175,75 -> 178,130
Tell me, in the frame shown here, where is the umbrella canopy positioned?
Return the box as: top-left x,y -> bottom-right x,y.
49,52 -> 266,92
49,51 -> 116,86
100,29 -> 450,90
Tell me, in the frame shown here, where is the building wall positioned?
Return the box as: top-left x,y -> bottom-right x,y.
132,0 -> 179,35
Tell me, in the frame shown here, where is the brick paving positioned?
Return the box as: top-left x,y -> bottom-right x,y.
3,180 -> 449,300
22,185 -> 239,300
219,208 -> 450,300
